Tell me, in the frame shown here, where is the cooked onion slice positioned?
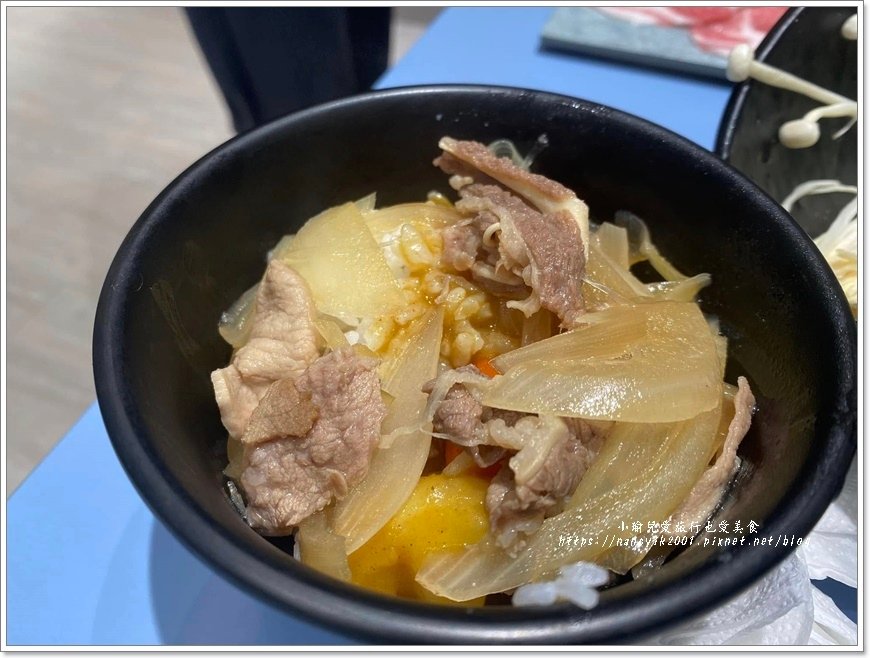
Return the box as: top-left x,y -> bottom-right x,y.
521,309 -> 555,346
646,274 -> 711,302
363,202 -> 461,239
297,510 -> 351,581
272,202 -> 404,321
332,308 -> 444,552
416,402 -> 722,600
354,192 -> 377,213
583,226 -> 709,310
583,237 -> 652,308
615,211 -> 688,281
594,222 -> 630,270
218,284 -> 259,348
314,316 -> 350,350
488,302 -> 722,423
224,436 -> 245,480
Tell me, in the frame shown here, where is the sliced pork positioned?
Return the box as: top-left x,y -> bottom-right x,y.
426,365 -> 522,463
241,347 -> 386,535
458,183 -> 587,325
667,376 -> 756,533
434,138 -> 588,328
487,416 -> 604,555
436,138 -> 585,214
240,378 -> 318,446
425,366 -> 604,553
211,260 -> 320,438
487,426 -> 602,556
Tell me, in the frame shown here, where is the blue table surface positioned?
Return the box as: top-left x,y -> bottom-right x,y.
7,7 -> 854,647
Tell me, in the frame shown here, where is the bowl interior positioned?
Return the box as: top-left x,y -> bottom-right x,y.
95,86 -> 856,643
716,7 -> 858,238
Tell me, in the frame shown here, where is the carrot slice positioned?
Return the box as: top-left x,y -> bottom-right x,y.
475,459 -> 504,480
472,355 -> 500,378
445,358 -> 503,478
444,441 -> 464,465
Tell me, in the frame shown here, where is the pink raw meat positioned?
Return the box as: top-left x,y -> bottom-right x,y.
599,6 -> 787,56
599,7 -> 739,27
691,7 -> 787,56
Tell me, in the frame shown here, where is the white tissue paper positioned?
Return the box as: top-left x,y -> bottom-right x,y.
645,550 -> 857,645
800,458 -> 858,588
647,456 -> 858,646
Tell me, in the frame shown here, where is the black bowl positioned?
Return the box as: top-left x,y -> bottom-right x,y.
93,85 -> 856,644
716,6 -> 858,238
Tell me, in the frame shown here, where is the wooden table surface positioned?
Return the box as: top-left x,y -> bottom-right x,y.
5,6 -> 433,495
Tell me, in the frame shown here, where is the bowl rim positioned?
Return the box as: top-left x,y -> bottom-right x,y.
93,83 -> 857,644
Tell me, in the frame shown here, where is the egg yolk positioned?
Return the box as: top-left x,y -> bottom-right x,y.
348,472 -> 489,605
